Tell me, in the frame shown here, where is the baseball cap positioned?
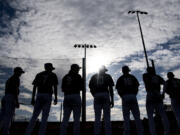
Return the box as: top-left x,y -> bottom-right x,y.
71,64 -> 81,70
14,67 -> 25,74
99,65 -> 108,72
122,66 -> 131,72
167,72 -> 174,78
44,63 -> 55,70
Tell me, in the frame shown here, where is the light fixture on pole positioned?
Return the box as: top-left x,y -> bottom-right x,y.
128,10 -> 149,68
74,44 -> 97,123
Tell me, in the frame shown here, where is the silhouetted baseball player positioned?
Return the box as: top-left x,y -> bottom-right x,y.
24,63 -> 58,135
0,67 -> 24,135
143,67 -> 169,135
116,66 -> 144,135
89,65 -> 114,135
59,64 -> 82,135
164,72 -> 180,129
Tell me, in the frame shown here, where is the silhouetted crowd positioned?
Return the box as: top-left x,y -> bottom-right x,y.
0,63 -> 180,135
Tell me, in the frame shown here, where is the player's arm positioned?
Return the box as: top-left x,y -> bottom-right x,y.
160,76 -> 165,99
89,76 -> 95,97
133,76 -> 140,95
109,75 -> 114,108
15,80 -> 20,108
109,86 -> 114,108
15,87 -> 20,108
53,85 -> 58,105
80,76 -> 83,91
53,74 -> 58,105
116,77 -> 123,97
31,85 -> 37,105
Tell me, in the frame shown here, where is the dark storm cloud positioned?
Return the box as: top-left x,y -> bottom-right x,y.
0,0 -> 30,38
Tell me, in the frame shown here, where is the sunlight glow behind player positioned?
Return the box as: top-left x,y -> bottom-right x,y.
87,53 -> 110,73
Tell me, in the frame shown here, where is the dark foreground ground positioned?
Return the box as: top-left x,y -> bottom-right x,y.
3,111 -> 180,135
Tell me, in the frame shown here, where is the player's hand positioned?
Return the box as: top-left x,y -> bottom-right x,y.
110,101 -> 114,108
54,98 -> 57,105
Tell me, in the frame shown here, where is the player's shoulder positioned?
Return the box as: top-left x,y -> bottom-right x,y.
51,72 -> 57,76
104,73 -> 113,80
128,74 -> 135,78
76,74 -> 82,78
143,73 -> 148,76
129,74 -> 138,80
37,71 -> 45,76
117,75 -> 124,80
105,73 -> 112,77
90,74 -> 98,80
8,75 -> 19,82
156,74 -> 163,79
174,78 -> 180,81
92,73 -> 98,77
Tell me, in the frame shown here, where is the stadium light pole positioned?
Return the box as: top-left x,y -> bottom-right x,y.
74,44 -> 97,123
128,10 -> 150,68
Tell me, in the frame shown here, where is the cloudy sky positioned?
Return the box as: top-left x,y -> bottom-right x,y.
0,0 -> 180,121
